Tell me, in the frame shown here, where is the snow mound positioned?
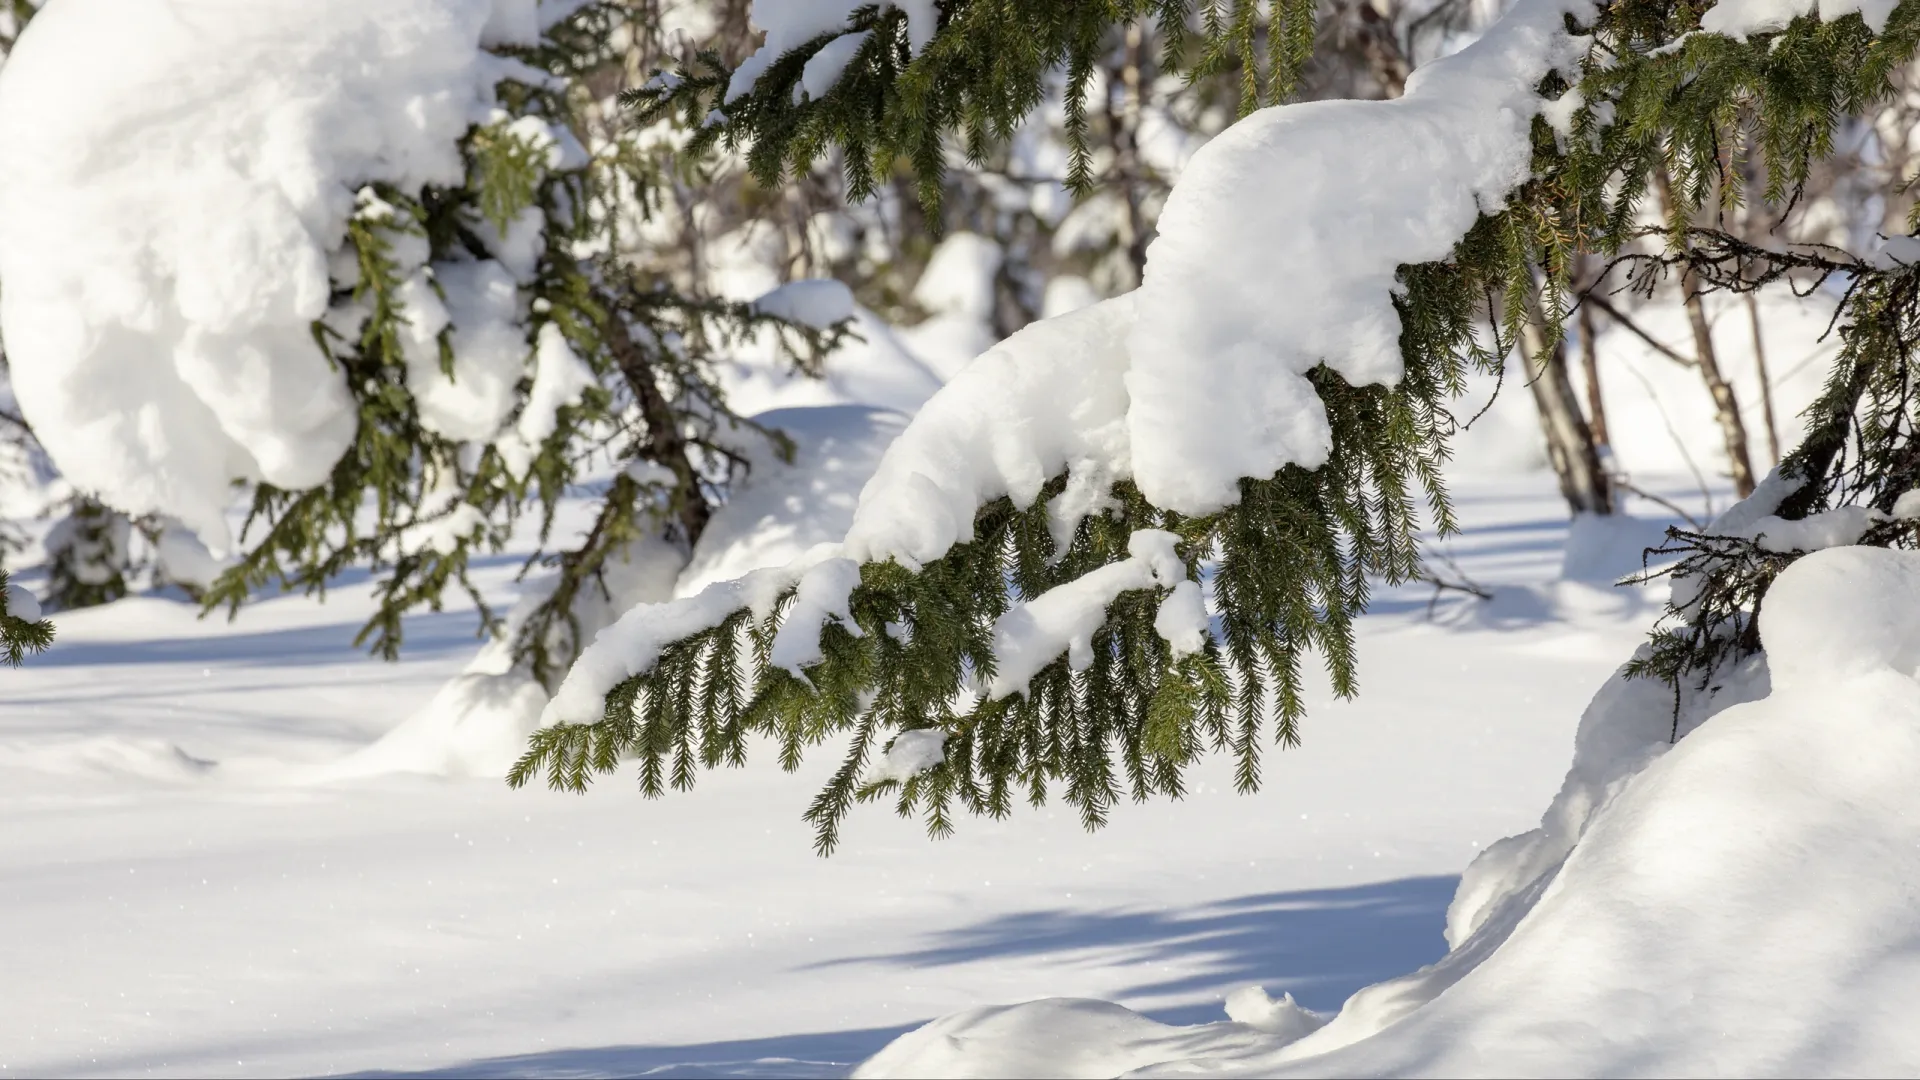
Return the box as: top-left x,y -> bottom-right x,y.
855,545 -> 1920,1078
852,999 -> 1277,1080
755,279 -> 857,330
1558,512 -> 1674,584
325,670 -> 552,781
679,405 -> 911,596
346,404 -> 909,777
325,534 -> 686,780
0,0 -> 542,549
711,321 -> 938,443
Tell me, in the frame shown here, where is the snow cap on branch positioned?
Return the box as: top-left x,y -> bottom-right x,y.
1127,0 -> 1592,514
726,1 -> 942,104
0,0 -> 544,549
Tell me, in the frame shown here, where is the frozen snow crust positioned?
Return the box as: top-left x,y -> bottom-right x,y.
0,0 -> 547,550
852,544 -> 1920,1078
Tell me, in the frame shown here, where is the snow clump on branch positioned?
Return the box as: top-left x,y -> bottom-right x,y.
0,0 -> 559,551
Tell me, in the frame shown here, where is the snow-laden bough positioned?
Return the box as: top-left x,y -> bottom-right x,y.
540,0 -> 1598,731
0,0 -> 565,551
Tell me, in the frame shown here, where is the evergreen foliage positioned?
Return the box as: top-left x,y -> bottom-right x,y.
1623,228 -> 1920,717
189,2 -> 842,685
43,496 -> 134,611
629,0 -> 1318,210
0,0 -> 32,53
0,565 -> 51,666
513,2 -> 1920,851
0,397 -> 30,564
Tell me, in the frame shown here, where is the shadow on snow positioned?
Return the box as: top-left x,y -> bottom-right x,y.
357,875 -> 1455,1079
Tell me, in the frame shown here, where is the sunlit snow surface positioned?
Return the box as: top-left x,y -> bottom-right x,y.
0,472 -> 1693,1078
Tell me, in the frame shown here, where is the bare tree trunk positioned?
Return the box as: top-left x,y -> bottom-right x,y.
1656,167 -> 1757,498
1348,0 -> 1412,96
1521,289 -> 1614,516
1577,283 -> 1610,450
1105,21 -> 1150,285
1744,291 -> 1782,466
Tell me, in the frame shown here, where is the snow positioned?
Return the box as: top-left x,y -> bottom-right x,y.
769,557 -> 864,675
717,306 -> 944,419
1043,275 -> 1102,319
855,999 -> 1279,1080
895,312 -> 1001,382
5,0 -> 1912,1074
987,529 -> 1186,699
803,31 -> 872,99
868,727 -> 949,785
371,401 -> 910,778
843,467 -> 1920,1079
1765,545 -> 1920,684
0,469 -> 1669,1077
1701,0 -> 1900,38
677,406 -> 912,595
0,0 -> 546,551
1736,504 -> 1884,553
1220,987 -> 1329,1041
4,577 -> 39,622
850,541 -> 1920,1078
912,232 -> 1003,323
494,323 -> 596,481
404,259 -> 528,443
1154,580 -> 1210,659
1126,0 -> 1590,515
754,279 -> 857,330
332,532 -> 687,779
542,295 -> 1135,726
1558,512 -> 1674,584
152,521 -> 229,591
726,1 -> 941,103
897,232 -> 1006,380
837,296 -> 1137,570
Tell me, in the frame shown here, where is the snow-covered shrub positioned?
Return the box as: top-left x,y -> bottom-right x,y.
0,562 -> 48,665
40,497 -> 134,612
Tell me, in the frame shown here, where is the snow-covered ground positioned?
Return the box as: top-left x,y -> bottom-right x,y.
0,471 -> 1696,1078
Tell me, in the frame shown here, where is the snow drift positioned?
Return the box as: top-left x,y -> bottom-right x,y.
338,402 -> 911,778
853,541 -> 1920,1078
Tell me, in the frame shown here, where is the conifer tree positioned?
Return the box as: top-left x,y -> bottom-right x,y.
145,3 -> 851,688
0,563 -> 51,665
0,0 -> 851,669
0,0 -> 57,660
513,0 -> 1920,852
